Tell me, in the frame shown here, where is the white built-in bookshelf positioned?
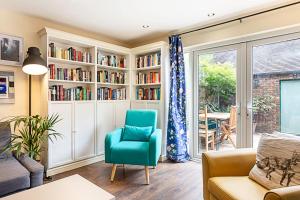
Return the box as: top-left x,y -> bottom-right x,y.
39,28 -> 168,177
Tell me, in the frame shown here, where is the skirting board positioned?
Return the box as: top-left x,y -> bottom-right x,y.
46,155 -> 105,177
159,154 -> 167,162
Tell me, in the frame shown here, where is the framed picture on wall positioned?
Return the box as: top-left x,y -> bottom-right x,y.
0,71 -> 15,104
0,33 -> 23,66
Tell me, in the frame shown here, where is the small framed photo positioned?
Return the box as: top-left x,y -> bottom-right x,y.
0,76 -> 9,98
0,33 -> 23,66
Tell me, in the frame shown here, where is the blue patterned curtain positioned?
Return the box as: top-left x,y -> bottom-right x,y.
167,35 -> 190,162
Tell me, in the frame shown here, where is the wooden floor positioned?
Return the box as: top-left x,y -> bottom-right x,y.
51,161 -> 203,200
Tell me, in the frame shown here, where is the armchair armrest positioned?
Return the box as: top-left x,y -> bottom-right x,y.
202,149 -> 256,200
264,185 -> 300,200
105,128 -> 123,163
149,129 -> 162,166
14,153 -> 44,187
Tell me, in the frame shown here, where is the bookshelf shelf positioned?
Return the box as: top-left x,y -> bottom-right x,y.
48,57 -> 95,66
49,79 -> 95,84
97,65 -> 128,71
134,66 -> 161,71
97,83 -> 129,86
134,83 -> 161,86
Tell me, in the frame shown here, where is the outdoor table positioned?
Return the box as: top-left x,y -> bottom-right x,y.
199,112 -> 230,150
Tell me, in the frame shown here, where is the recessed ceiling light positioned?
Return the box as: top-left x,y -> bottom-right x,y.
207,13 -> 216,17
142,25 -> 150,29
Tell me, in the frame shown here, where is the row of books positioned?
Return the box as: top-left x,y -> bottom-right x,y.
97,87 -> 126,100
49,85 -> 92,101
48,64 -> 92,82
49,43 -> 93,63
136,52 -> 161,68
137,88 -> 160,100
97,52 -> 126,68
136,72 -> 160,84
97,70 -> 127,84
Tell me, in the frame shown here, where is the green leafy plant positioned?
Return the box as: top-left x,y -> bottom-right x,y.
252,95 -> 276,123
1,114 -> 61,160
199,55 -> 236,112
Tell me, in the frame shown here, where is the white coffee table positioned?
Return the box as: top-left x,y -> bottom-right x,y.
2,174 -> 115,200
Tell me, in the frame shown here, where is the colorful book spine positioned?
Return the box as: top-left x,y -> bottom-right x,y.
97,52 -> 126,68
136,88 -> 160,100
49,85 -> 91,101
48,42 -> 92,63
97,70 -> 127,84
48,64 -> 92,82
136,72 -> 160,84
136,52 -> 161,68
97,87 -> 126,100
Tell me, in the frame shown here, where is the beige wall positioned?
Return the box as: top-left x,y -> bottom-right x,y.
1,4 -> 300,119
131,4 -> 300,47
0,10 -> 127,119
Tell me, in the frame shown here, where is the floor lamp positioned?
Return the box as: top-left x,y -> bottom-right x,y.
22,47 -> 47,116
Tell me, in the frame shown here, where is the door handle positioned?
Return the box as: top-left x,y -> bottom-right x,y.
246,102 -> 253,117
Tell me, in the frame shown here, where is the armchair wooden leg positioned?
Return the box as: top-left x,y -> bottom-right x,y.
145,166 -> 150,185
111,164 -> 117,182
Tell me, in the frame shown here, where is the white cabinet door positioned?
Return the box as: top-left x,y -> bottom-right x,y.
74,102 -> 95,160
48,102 -> 73,168
147,102 -> 162,129
96,102 -> 115,155
115,101 -> 130,127
131,101 -> 147,110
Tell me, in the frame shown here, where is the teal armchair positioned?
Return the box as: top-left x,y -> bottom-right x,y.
105,110 -> 162,184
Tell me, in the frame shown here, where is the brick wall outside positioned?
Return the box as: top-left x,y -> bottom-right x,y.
252,72 -> 300,133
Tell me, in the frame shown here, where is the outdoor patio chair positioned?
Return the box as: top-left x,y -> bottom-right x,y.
220,106 -> 237,148
199,106 -> 216,151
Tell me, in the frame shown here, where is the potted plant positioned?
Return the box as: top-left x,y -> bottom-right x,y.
252,95 -> 276,133
1,114 -> 61,161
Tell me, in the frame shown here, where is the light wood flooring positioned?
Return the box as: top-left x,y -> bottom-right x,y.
51,161 -> 203,200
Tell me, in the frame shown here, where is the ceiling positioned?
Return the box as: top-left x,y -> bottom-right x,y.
1,0 -> 294,44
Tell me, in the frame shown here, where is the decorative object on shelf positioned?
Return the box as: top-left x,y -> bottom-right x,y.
167,35 -> 190,162
1,114 -> 61,160
0,33 -> 23,66
22,47 -> 47,115
0,71 -> 15,104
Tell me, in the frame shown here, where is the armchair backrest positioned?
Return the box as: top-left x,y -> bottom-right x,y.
125,110 -> 157,132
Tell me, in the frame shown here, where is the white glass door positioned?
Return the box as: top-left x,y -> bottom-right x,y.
246,33 -> 300,148
193,44 -> 245,158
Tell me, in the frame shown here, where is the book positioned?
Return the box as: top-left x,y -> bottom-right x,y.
136,72 -> 160,84
48,42 -> 92,63
97,52 -> 126,68
97,70 -> 127,84
48,64 -> 92,82
49,85 -> 91,101
136,52 -> 161,68
97,87 -> 126,100
136,88 -> 160,100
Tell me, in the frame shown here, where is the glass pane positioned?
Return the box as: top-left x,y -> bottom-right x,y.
198,50 -> 237,153
252,38 -> 300,148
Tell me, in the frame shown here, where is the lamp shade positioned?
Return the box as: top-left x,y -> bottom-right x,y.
22,47 -> 47,75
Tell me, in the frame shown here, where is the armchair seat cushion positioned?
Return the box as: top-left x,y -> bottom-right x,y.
208,176 -> 268,200
0,157 -> 30,196
111,141 -> 149,165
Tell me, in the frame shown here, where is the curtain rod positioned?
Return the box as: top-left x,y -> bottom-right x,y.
178,1 -> 300,36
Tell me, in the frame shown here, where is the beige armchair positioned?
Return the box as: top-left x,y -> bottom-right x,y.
202,149 -> 300,200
